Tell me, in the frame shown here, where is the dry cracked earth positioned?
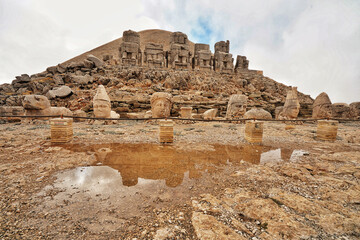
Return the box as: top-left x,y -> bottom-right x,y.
0,119 -> 360,239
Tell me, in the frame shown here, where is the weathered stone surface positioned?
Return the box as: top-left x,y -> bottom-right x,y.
180,107 -> 192,118
244,108 -> 272,120
93,85 -> 111,118
279,87 -> 300,120
73,110 -> 87,122
46,86 -> 73,99
110,110 -> 120,119
203,108 -> 217,120
169,32 -> 191,69
22,95 -> 50,110
46,66 -> 58,74
192,212 -> 245,240
226,94 -> 247,119
0,106 -> 24,116
235,55 -> 249,71
194,43 -> 212,70
214,40 -> 233,73
49,107 -> 73,117
312,92 -> 333,119
150,92 -> 173,118
144,43 -> 164,68
71,75 -> 93,85
119,30 -> 141,66
350,102 -> 360,119
332,103 -> 351,119
87,54 -> 104,68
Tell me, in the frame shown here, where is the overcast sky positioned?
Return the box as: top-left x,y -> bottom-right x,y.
0,0 -> 359,103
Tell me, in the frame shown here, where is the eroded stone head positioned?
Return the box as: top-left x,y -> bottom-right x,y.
279,87 -> 300,120
93,85 -> 111,118
150,92 -> 173,118
226,94 -> 248,119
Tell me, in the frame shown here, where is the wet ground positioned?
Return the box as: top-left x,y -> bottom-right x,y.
0,120 -> 360,239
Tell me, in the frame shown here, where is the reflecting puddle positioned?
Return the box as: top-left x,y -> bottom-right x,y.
35,143 -> 307,222
56,143 -> 306,189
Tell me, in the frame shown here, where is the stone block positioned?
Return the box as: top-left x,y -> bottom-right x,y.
159,120 -> 174,143
317,120 -> 338,142
50,118 -> 73,143
245,121 -> 263,143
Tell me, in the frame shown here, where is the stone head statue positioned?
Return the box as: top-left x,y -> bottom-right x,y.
312,92 -> 333,119
22,95 -> 50,110
226,94 -> 248,119
150,92 -> 173,118
279,87 -> 300,119
93,85 -> 111,118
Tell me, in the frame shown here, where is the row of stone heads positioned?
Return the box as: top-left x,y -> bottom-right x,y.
0,85 -> 301,121
118,30 -> 249,72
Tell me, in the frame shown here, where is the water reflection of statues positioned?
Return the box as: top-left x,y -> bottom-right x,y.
226,94 -> 248,119
150,92 -> 173,118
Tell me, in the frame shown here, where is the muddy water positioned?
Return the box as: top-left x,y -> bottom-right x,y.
35,143 -> 306,224
60,143 -> 305,188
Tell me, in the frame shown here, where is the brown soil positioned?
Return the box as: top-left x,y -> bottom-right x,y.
0,120 -> 360,239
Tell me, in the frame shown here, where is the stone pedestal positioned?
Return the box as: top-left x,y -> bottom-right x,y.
317,120 -> 338,142
159,120 -> 174,143
245,121 -> 263,143
180,107 -> 192,119
50,118 -> 73,143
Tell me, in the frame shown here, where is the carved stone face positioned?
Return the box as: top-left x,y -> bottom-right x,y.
93,100 -> 111,118
152,99 -> 171,118
226,94 -> 248,119
150,92 -> 173,118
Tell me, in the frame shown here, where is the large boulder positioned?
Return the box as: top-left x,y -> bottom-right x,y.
312,92 -> 333,119
332,103 -> 351,119
87,54 -> 104,68
244,108 -> 272,120
203,108 -> 217,120
73,109 -> 87,122
0,106 -> 24,116
46,86 -> 73,99
350,102 -> 360,119
22,95 -> 50,110
71,75 -> 93,85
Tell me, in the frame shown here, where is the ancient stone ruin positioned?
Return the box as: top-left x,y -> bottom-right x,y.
1,29 -> 359,121
214,40 -> 234,73
169,32 -> 192,69
144,43 -> 165,68
119,30 -> 142,66
278,87 -> 300,120
93,85 -> 111,118
312,92 -> 333,119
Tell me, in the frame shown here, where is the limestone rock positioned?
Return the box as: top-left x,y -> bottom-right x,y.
22,95 -> 50,110
244,108 -> 272,120
203,109 -> 217,120
279,87 -> 300,120
150,92 -> 173,118
49,107 -> 73,117
46,86 -> 73,99
73,110 -> 87,122
46,66 -> 58,74
192,212 -> 245,240
350,102 -> 360,119
110,111 -> 120,119
0,106 -> 24,116
87,54 -> 104,68
72,75 -> 93,85
275,106 -> 283,120
332,103 -> 351,119
226,94 -> 247,119
93,85 -> 111,118
312,92 -> 333,119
